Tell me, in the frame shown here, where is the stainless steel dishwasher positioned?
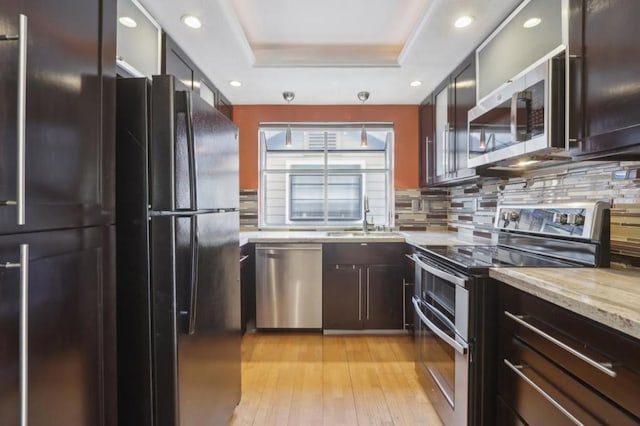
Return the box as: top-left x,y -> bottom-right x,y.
255,244 -> 322,329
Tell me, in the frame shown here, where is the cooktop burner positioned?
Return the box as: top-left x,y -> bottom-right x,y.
419,245 -> 581,273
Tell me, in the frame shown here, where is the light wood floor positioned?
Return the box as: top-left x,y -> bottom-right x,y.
228,333 -> 442,426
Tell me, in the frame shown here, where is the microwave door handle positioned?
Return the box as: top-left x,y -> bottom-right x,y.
412,297 -> 467,355
511,91 -> 532,142
412,254 -> 468,287
510,92 -> 521,142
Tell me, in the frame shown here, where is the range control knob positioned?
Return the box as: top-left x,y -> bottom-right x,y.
567,214 -> 585,226
553,213 -> 568,225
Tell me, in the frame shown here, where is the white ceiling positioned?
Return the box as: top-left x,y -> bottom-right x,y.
137,0 -> 521,105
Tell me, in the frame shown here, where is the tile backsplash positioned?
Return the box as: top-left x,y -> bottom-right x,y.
240,161 -> 640,267
448,161 -> 640,267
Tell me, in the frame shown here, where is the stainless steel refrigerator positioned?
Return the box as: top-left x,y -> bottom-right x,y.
116,76 -> 241,426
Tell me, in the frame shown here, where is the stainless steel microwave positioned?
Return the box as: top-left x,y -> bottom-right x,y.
467,58 -> 568,169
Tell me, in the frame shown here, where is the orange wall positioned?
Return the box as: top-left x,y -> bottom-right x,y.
233,105 -> 419,189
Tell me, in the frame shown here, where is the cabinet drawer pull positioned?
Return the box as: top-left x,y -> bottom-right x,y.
504,359 -> 583,426
504,311 -> 616,378
358,268 -> 362,321
1,244 -> 29,426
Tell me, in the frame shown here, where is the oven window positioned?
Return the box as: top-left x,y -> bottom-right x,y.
422,271 -> 456,323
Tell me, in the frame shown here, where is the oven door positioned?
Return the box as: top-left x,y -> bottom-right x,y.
413,255 -> 469,425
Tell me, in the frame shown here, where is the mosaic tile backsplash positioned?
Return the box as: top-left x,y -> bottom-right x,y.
449,161 -> 640,267
240,161 -> 640,266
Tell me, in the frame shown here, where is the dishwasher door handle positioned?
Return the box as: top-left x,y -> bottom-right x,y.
256,246 -> 322,251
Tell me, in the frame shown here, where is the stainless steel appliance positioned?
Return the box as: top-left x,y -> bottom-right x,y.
468,58 -> 568,170
116,76 -> 241,426
412,202 -> 610,425
256,244 -> 322,329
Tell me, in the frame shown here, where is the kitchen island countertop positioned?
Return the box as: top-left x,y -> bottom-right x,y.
490,267 -> 640,340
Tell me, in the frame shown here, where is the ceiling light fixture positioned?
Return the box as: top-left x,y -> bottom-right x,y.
454,15 -> 474,28
410,80 -> 423,87
118,16 -> 137,28
283,91 -> 295,146
357,91 -> 370,148
229,80 -> 242,87
181,15 -> 202,29
523,17 -> 542,28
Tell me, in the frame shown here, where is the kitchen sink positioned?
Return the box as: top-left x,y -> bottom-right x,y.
325,231 -> 401,237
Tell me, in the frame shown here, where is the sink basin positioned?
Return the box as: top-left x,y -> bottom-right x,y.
325,231 -> 400,237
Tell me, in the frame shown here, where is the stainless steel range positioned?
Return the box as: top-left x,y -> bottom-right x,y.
412,202 -> 610,425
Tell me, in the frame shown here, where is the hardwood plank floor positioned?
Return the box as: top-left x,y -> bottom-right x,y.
229,333 -> 442,426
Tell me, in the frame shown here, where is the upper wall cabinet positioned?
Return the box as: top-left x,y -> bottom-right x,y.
574,0 -> 640,157
116,0 -> 160,78
420,53 -> 477,186
162,34 -> 233,121
476,0 -> 564,102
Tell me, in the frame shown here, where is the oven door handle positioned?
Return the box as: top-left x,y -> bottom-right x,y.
412,297 -> 467,355
421,298 -> 457,335
413,254 -> 468,287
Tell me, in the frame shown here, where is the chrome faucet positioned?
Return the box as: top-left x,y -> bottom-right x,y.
362,195 -> 370,234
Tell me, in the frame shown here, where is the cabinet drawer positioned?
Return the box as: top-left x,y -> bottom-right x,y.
499,333 -> 638,425
499,283 -> 640,419
322,242 -> 404,266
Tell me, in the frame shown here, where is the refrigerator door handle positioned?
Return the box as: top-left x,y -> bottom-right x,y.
176,90 -> 199,211
0,15 -> 27,225
187,215 -> 199,335
1,244 -> 29,426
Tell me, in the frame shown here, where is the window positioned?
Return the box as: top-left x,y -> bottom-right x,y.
259,124 -> 394,228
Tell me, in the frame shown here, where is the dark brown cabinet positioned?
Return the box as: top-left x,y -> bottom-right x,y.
240,243 -> 255,334
322,243 -> 404,330
161,34 -> 233,121
496,283 -> 640,425
420,53 -> 477,186
0,1 -> 116,425
0,0 -> 115,235
571,0 -> 640,157
0,226 -> 116,426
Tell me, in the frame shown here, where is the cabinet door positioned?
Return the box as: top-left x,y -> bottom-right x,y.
323,265 -> 363,329
0,226 -> 115,426
581,0 -> 640,155
365,265 -> 403,329
452,57 -> 476,176
434,81 -> 453,181
0,0 -> 113,235
240,243 -> 255,334
419,99 -> 435,187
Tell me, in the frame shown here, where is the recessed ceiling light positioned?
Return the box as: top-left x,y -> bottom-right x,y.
523,17 -> 542,28
454,16 -> 474,28
181,15 -> 202,29
410,80 -> 423,87
229,80 -> 242,87
118,16 -> 137,28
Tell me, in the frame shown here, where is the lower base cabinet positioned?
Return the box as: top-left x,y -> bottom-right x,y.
496,283 -> 640,425
322,243 -> 404,330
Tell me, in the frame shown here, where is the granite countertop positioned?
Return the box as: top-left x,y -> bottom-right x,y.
490,268 -> 640,340
239,230 -> 489,247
